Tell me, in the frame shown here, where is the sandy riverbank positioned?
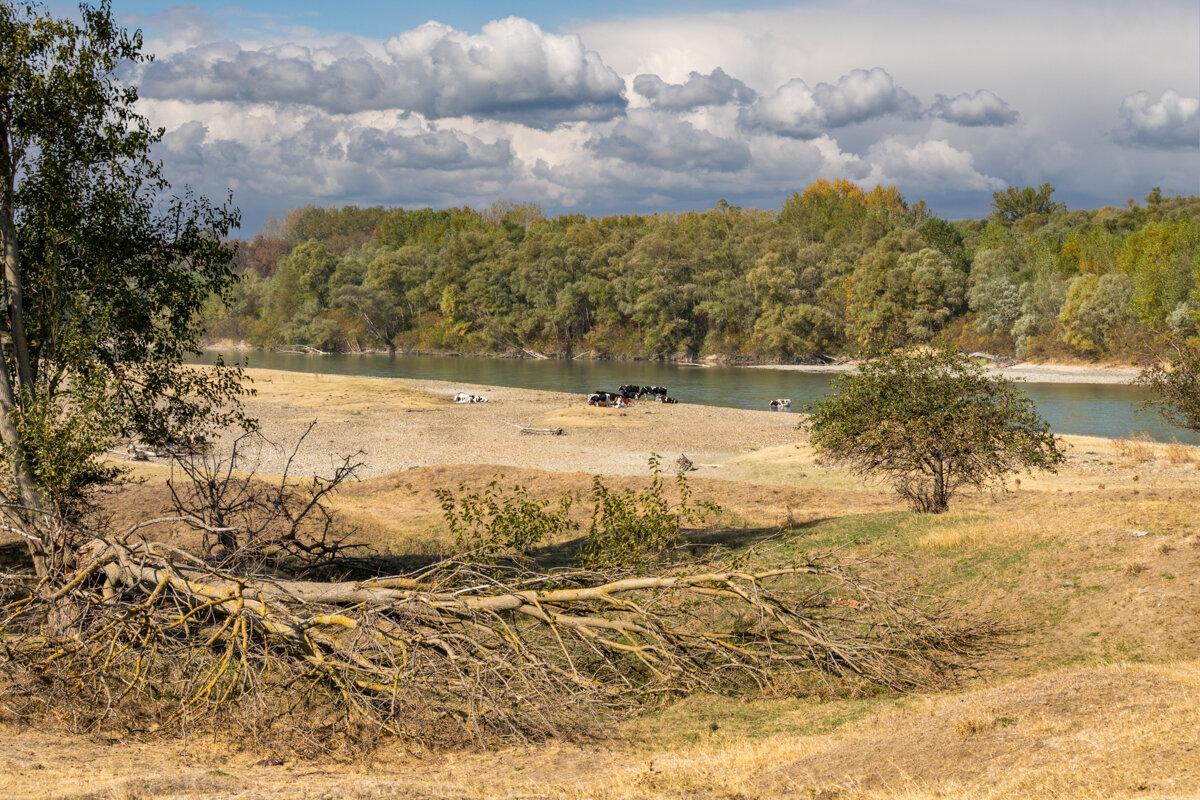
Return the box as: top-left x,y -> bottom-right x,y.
750,361 -> 1142,384
207,368 -> 803,480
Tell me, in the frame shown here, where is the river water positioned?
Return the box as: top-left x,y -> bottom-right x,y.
195,350 -> 1197,445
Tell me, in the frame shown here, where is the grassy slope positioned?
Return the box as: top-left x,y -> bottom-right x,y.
2,422 -> 1199,798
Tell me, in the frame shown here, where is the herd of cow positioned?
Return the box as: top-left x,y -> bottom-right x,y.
587,384 -> 676,407
584,385 -> 793,409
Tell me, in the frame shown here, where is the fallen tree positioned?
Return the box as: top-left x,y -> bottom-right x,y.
1,426 -> 1006,751
0,527 -> 1001,750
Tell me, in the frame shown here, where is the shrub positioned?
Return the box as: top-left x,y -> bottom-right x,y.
581,455 -> 718,570
436,479 -> 576,556
803,346 -> 1065,512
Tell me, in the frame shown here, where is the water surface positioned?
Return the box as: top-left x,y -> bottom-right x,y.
195,351 -> 1196,445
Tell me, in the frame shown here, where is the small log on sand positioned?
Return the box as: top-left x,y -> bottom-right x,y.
510,423 -> 564,436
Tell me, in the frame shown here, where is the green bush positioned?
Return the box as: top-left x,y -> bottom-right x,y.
436,479 -> 576,556
581,455 -> 718,570
804,346 -> 1064,513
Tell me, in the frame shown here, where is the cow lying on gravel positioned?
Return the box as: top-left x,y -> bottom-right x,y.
454,392 -> 488,404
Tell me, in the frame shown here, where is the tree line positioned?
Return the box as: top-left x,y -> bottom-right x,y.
207,183 -> 1200,362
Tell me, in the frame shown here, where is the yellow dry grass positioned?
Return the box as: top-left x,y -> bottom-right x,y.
2,661 -> 1197,799
533,405 -> 650,429
1114,434 -> 1200,466
246,368 -> 442,420
5,376 -> 1200,798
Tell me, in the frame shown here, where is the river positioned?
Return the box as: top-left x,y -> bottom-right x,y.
194,350 -> 1197,445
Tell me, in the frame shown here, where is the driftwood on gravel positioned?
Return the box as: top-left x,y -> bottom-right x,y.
514,424 -> 564,435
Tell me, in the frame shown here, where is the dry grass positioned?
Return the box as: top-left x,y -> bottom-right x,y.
1115,433 -> 1199,466
2,661 -> 1197,799
532,405 -> 650,429
247,368 -> 444,417
5,375 -> 1200,798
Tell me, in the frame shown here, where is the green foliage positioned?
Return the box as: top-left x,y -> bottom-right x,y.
1012,274 -> 1068,355
1057,273 -> 1136,356
1116,219 -> 1200,327
436,479 -> 576,556
969,272 -> 1022,339
804,347 -> 1065,513
991,183 -> 1065,224
432,458 -> 719,569
1138,336 -> 1200,433
580,455 -> 718,570
203,182 -> 1200,364
0,1 -> 249,536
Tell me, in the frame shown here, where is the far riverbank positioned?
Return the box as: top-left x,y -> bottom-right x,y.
205,344 -> 1143,386
749,362 -> 1142,385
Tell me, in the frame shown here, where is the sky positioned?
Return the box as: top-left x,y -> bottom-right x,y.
91,0 -> 1200,234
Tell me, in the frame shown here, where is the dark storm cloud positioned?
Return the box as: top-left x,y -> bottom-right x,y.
346,128 -> 513,170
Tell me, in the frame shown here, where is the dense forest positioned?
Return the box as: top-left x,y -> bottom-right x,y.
206,182 -> 1200,362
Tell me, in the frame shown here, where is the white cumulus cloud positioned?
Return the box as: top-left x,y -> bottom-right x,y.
928,90 -> 1018,127
864,138 -> 1006,191
740,67 -> 921,138
153,103 -> 520,206
1114,89 -> 1199,149
632,67 -> 756,110
138,17 -> 627,127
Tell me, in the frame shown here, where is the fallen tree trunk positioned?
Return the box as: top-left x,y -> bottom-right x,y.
0,535 -> 1003,751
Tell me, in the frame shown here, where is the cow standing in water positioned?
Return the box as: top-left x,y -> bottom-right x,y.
769,398 -> 791,409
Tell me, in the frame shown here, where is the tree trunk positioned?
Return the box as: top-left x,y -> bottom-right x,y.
0,120 -> 52,578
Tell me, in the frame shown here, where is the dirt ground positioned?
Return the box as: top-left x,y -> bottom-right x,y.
197,368 -> 802,479
3,369 -> 1200,799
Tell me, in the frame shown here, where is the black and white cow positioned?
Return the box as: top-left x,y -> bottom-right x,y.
454,392 -> 488,404
768,398 -> 791,409
588,390 -> 619,406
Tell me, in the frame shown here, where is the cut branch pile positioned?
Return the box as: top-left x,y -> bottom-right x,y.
0,531 -> 999,750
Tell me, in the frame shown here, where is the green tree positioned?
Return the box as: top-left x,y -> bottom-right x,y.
803,347 -> 1064,512
991,183 -> 1064,224
0,2 -> 246,577
967,249 -> 1022,340
1116,219 -> 1200,328
1057,273 -> 1136,356
1138,336 -> 1200,434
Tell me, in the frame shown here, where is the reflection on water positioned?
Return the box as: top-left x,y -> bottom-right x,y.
191,351 -> 1197,445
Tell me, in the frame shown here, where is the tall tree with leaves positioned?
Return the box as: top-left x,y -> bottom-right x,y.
0,2 -> 246,578
990,183 -> 1064,224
